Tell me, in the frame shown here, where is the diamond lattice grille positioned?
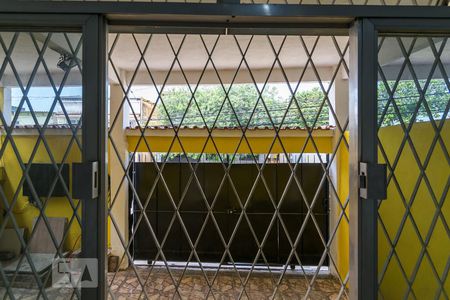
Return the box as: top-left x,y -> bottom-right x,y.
107,33 -> 350,299
0,32 -> 84,299
377,36 -> 450,299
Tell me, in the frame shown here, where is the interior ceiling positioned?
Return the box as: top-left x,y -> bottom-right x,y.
0,31 -> 449,85
109,34 -> 350,72
379,38 -> 450,66
0,32 -> 82,77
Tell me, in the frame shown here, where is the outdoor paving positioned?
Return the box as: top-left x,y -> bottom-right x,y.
0,266 -> 347,299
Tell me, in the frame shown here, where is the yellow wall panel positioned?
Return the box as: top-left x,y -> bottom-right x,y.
127,135 -> 333,154
336,131 -> 350,283
377,121 -> 449,299
0,133 -> 82,252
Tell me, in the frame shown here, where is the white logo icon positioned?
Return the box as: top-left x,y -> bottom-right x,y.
52,258 -> 98,288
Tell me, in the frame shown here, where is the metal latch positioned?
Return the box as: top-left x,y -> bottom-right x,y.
72,161 -> 99,199
359,162 -> 387,200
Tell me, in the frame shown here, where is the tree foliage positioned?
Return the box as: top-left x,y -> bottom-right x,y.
378,79 -> 449,127
150,79 -> 448,129
154,84 -> 329,128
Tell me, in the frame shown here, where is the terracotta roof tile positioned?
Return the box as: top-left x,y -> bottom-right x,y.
3,125 -> 74,129
125,125 -> 335,130
3,125 -> 335,130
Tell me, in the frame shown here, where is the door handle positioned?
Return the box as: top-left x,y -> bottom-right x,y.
359,162 -> 387,200
72,161 -> 99,199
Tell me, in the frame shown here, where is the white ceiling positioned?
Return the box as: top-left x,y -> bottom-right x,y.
0,32 -> 82,87
109,34 -> 350,72
1,32 -> 449,87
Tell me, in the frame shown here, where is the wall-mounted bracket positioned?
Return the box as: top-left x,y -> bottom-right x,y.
73,161 -> 99,200
359,162 -> 387,200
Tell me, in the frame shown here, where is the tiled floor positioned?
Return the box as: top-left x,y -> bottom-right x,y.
1,266 -> 347,299
106,266 -> 347,300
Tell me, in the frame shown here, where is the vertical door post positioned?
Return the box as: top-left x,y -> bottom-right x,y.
82,14 -> 108,300
349,18 -> 378,300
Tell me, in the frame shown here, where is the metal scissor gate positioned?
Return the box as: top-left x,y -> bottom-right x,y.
0,1 -> 448,300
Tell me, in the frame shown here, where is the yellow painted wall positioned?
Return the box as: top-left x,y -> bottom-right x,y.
333,122 -> 449,295
377,121 -> 449,299
128,134 -> 333,154
336,131 -> 350,281
0,133 -> 82,252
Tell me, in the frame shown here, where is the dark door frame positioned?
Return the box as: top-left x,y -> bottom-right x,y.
1,3 -> 450,299
349,17 -> 450,300
1,2 -> 450,20
0,13 -> 107,300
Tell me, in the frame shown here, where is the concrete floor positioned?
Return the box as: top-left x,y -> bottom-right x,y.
0,266 -> 348,299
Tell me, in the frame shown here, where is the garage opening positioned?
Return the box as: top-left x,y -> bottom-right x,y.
130,154 -> 329,266
107,32 -> 350,299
